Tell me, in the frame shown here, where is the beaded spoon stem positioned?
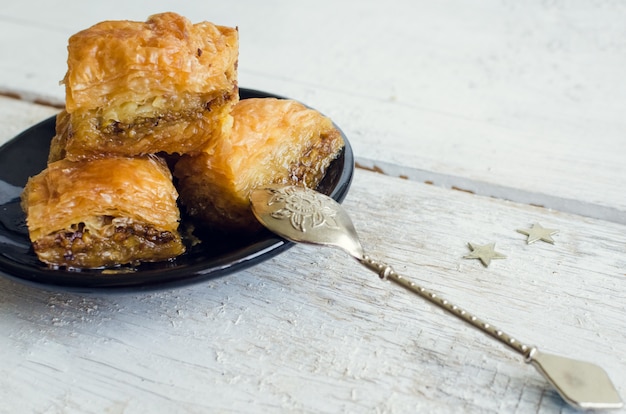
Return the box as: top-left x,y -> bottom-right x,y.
360,255 -> 531,356
250,185 -> 623,411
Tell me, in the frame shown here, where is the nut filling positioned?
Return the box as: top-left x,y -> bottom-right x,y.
33,219 -> 179,268
99,94 -> 232,142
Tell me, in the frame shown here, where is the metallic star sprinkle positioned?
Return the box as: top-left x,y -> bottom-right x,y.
517,223 -> 559,245
463,242 -> 506,267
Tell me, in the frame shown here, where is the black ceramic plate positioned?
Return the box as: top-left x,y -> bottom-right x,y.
0,88 -> 354,291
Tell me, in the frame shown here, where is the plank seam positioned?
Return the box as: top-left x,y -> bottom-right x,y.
355,158 -> 625,224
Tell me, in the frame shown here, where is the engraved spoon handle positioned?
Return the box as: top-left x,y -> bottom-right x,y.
359,255 -> 534,359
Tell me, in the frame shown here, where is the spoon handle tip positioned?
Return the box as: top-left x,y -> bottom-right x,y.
359,255 -> 623,410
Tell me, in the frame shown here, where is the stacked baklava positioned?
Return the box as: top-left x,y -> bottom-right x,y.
21,12 -> 344,269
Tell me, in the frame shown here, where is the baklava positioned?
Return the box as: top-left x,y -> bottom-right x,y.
21,156 -> 185,268
60,12 -> 239,160
174,98 -> 344,232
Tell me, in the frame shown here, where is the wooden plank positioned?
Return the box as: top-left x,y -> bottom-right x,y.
0,96 -> 58,146
1,166 -> 624,413
1,1 -> 625,219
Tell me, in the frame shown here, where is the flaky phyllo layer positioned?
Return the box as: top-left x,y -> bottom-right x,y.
21,156 -> 185,268
58,12 -> 239,160
174,98 -> 344,232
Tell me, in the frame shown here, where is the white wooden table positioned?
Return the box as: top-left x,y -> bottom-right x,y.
1,1 -> 625,413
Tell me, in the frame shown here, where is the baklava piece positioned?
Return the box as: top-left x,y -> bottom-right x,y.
174,98 -> 344,232
21,156 -> 185,268
60,12 -> 239,160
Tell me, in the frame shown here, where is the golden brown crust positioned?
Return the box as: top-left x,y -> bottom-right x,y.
174,98 -> 344,232
63,12 -> 238,114
21,156 -> 185,268
60,12 -> 239,159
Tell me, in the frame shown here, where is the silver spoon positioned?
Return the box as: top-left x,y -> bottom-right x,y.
250,185 -> 623,410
